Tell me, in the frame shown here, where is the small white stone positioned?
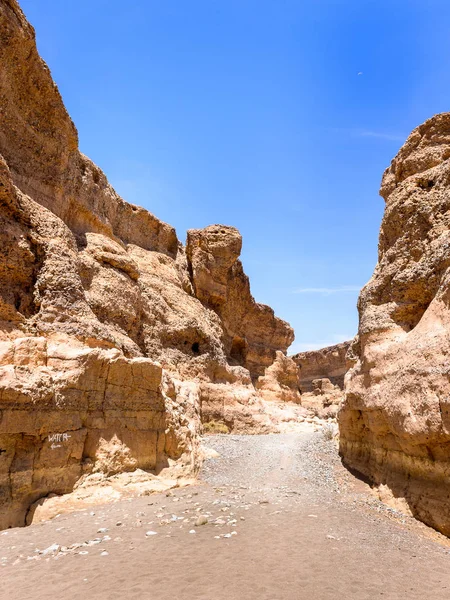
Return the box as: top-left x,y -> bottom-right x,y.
40,543 -> 60,556
146,531 -> 158,536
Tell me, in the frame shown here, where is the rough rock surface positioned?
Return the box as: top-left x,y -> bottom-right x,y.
0,0 -> 299,527
300,378 -> 343,420
255,351 -> 301,404
340,113 -> 450,536
186,225 -> 294,379
292,341 -> 351,392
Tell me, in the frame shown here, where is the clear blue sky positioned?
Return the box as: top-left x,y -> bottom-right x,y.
20,0 -> 450,353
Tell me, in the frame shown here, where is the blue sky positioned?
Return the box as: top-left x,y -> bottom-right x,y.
20,0 -> 450,352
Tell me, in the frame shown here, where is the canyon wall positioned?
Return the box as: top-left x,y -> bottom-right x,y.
339,113 -> 450,536
292,341 -> 351,392
0,0 -> 299,527
291,342 -> 350,419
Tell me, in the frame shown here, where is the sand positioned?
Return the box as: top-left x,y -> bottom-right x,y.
1,431 -> 449,600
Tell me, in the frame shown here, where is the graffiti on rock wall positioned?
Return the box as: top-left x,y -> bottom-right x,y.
48,432 -> 71,449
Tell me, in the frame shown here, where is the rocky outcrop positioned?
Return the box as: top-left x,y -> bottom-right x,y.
300,378 -> 343,420
339,113 -> 450,536
255,351 -> 301,404
292,341 -> 351,392
186,225 -> 294,378
0,335 -> 200,530
0,0 -> 298,527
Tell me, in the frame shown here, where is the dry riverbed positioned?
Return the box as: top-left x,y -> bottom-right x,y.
1,430 -> 449,600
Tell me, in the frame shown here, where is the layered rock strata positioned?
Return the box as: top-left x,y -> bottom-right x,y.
340,113 -> 450,536
292,341 -> 351,393
0,0 -> 299,527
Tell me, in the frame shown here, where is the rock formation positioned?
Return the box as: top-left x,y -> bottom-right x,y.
186,225 -> 294,379
339,113 -> 450,536
0,0 -> 299,528
292,341 -> 351,392
289,342 -> 350,420
255,351 -> 301,404
300,378 -> 343,420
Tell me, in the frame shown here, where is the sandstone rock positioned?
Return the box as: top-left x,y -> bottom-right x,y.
301,378 -> 343,420
0,0 -> 299,527
255,351 -> 301,403
0,335 -> 198,529
186,225 -> 294,378
292,341 -> 351,393
340,113 -> 450,536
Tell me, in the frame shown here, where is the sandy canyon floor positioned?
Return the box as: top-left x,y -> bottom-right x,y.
1,430 -> 450,600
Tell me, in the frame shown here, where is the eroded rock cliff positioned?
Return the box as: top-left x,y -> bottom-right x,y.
292,341 -> 351,392
339,113 -> 450,536
0,0 -> 299,527
186,225 -> 294,379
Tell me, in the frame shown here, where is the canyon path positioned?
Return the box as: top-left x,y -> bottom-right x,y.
1,429 -> 449,600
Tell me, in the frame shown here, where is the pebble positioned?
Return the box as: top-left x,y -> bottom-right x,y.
40,544 -> 60,556
146,531 -> 158,536
195,515 -> 208,527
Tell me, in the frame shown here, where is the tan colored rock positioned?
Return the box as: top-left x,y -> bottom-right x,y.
0,1 -> 177,256
292,341 -> 351,392
340,113 -> 450,536
301,378 -> 343,420
0,335 -> 199,529
26,470 -> 193,525
186,225 -> 295,378
255,351 -> 301,403
0,0 -> 300,526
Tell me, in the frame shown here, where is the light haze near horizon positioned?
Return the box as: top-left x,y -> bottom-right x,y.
20,0 -> 450,352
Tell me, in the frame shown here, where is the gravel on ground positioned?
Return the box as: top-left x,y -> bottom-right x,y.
1,429 -> 449,600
